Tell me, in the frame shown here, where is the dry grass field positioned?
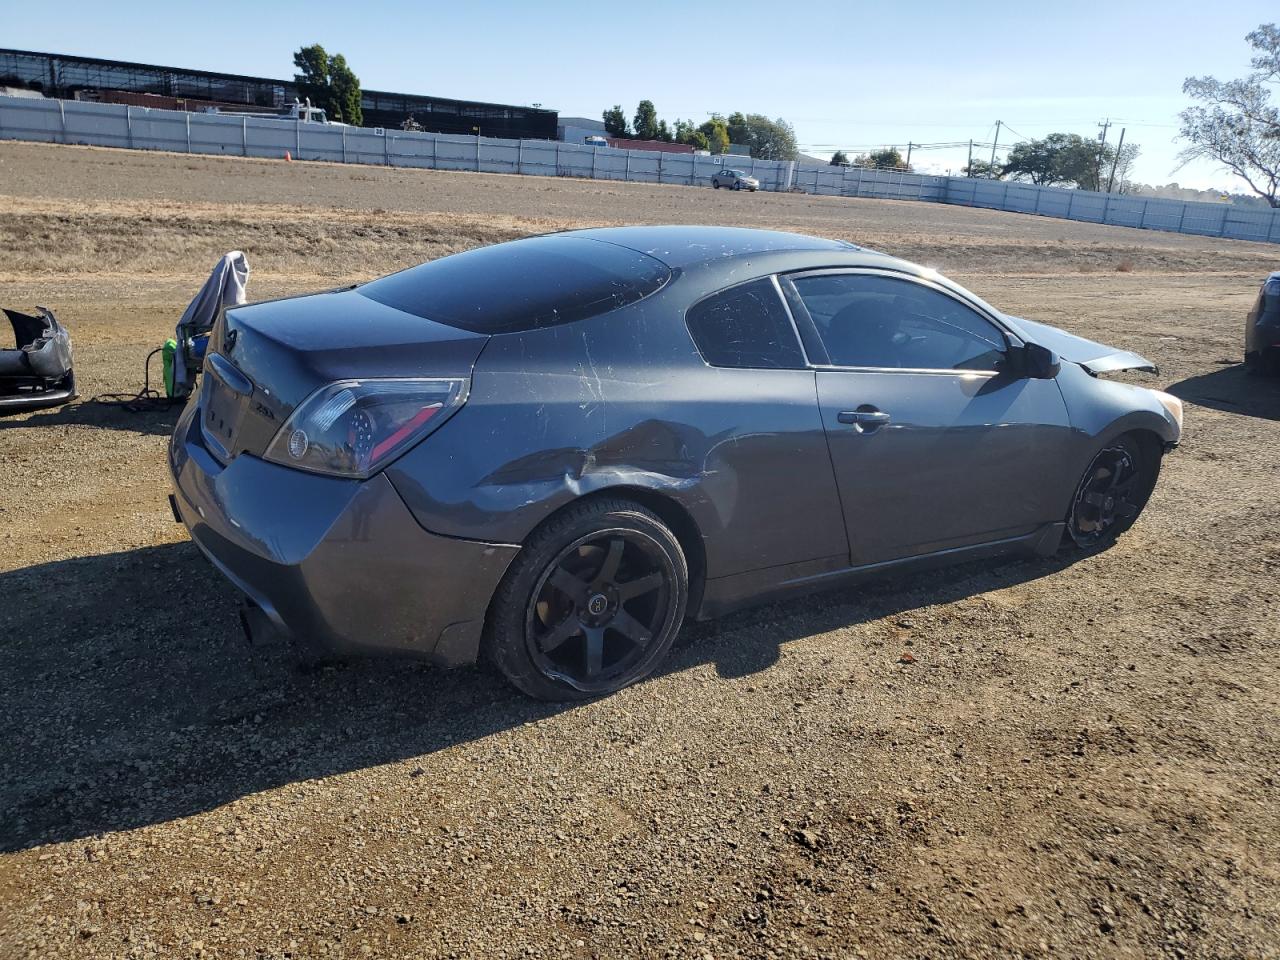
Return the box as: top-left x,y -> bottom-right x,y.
1,140 -> 1278,959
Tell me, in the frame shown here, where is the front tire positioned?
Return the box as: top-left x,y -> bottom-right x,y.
713,182 -> 721,189
1246,348 -> 1280,376
484,498 -> 689,700
1066,435 -> 1158,548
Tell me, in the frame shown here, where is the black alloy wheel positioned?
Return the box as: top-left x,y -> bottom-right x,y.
486,499 -> 688,700
1067,437 -> 1148,548
526,530 -> 672,690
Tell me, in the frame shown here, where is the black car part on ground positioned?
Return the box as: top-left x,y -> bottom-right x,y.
0,306 -> 75,413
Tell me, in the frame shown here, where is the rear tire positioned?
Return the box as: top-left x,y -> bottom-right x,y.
484,498 -> 688,701
1066,434 -> 1159,549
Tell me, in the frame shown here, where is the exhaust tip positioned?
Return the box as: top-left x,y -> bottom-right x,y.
239,602 -> 285,648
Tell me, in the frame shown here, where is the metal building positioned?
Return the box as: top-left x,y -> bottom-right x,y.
0,48 -> 558,139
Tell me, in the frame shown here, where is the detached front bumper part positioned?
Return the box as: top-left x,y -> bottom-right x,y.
0,306 -> 76,413
169,406 -> 519,664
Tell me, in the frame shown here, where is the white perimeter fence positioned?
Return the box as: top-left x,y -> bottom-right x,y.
4,95 -> 1280,245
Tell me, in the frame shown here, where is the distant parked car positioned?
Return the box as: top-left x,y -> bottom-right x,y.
712,168 -> 759,191
1245,271 -> 1280,375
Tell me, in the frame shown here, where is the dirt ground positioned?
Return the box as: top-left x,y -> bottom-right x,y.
1,140 -> 1278,959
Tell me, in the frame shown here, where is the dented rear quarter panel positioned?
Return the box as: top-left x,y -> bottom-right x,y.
385,263 -> 852,581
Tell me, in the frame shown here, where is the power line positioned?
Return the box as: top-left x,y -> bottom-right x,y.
998,122 -> 1033,142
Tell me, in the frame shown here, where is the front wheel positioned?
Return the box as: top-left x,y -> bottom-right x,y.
1066,435 -> 1158,548
1245,349 -> 1280,376
713,181 -> 721,189
485,498 -> 689,700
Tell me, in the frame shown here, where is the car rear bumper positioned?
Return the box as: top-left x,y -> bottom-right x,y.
0,381 -> 76,413
169,403 -> 519,664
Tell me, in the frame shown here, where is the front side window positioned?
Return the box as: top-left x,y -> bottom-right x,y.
685,279 -> 805,369
791,273 -> 1006,371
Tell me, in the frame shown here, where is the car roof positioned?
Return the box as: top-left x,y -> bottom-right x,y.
565,225 -> 888,270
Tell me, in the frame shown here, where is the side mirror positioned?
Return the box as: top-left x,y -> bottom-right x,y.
1009,342 -> 1060,379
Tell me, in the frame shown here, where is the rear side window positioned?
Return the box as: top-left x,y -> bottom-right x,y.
685,279 -> 805,369
359,235 -> 671,334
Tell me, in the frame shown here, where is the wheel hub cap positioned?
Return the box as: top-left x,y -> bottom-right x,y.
587,593 -> 609,617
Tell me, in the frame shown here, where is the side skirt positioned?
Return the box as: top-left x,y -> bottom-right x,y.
696,522 -> 1064,620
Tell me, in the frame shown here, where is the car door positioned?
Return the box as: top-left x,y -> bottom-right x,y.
679,276 -> 851,581
783,269 -> 1074,566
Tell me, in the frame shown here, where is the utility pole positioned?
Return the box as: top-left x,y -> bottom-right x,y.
988,121 -> 1001,178
1096,118 -> 1111,192
967,139 -> 974,177
905,142 -> 913,170
1106,127 -> 1126,193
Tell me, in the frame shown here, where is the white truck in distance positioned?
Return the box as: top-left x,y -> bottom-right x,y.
204,99 -> 342,125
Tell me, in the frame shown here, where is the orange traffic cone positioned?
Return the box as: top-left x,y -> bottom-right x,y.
284,150 -> 292,162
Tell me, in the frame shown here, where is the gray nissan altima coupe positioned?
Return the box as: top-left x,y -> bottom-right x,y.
169,225 -> 1182,699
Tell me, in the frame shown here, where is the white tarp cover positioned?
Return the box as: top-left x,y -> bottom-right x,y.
174,251 -> 249,391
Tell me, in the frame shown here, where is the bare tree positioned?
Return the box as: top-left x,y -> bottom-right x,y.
1178,24 -> 1280,206
1111,143 -> 1141,194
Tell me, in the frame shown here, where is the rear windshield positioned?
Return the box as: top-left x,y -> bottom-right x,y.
359,235 -> 672,334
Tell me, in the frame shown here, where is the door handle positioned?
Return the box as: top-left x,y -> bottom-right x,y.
838,409 -> 891,426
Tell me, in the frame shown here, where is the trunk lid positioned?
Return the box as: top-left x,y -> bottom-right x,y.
199,288 -> 487,461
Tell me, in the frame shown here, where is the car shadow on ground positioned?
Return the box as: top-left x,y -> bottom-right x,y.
0,539 -> 1081,853
1166,363 -> 1280,422
0,398 -> 182,435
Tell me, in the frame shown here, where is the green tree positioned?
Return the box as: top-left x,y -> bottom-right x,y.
698,117 -> 730,154
726,111 -> 749,147
1002,133 -> 1115,189
292,44 -> 330,109
830,150 -> 849,166
1179,23 -> 1280,206
602,105 -> 629,137
674,119 -> 710,151
853,147 -> 907,170
329,53 -> 362,127
727,113 -> 797,161
655,119 -> 673,143
962,157 -> 1000,178
292,44 -> 362,126
633,100 -> 660,140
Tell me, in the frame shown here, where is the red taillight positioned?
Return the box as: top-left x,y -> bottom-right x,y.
264,379 -> 467,478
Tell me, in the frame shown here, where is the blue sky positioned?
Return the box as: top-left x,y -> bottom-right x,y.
6,1 -> 1276,191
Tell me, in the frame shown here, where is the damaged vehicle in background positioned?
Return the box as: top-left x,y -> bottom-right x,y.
0,306 -> 75,413
1245,271 -> 1280,375
168,226 -> 1182,700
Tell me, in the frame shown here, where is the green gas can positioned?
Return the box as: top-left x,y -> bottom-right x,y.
162,338 -> 177,398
